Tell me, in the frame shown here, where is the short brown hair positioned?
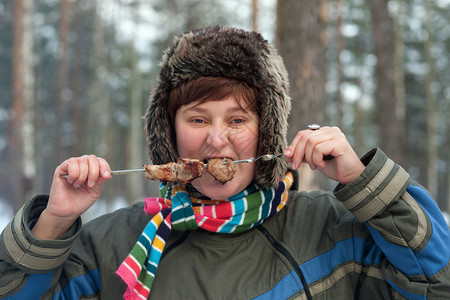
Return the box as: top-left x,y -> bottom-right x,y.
167,76 -> 258,123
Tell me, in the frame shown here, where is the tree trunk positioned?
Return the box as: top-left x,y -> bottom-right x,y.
252,0 -> 258,32
393,0 -> 406,135
21,0 -> 35,201
423,0 -> 438,199
370,0 -> 405,165
334,0 -> 344,130
9,0 -> 25,211
127,4 -> 144,205
55,0 -> 72,163
447,116 -> 450,213
276,0 -> 328,191
71,1 -> 85,158
87,0 -> 116,206
7,0 -> 34,211
88,0 -> 109,157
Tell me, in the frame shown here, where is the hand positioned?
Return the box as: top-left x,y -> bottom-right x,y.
32,155 -> 112,239
283,126 -> 365,185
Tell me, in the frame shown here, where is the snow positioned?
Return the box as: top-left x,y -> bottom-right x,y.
0,200 -> 14,231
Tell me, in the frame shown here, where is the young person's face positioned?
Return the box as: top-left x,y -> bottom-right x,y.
175,96 -> 259,199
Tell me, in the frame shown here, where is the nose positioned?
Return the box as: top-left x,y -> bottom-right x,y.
206,123 -> 229,149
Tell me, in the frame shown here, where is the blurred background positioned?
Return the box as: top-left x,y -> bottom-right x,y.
1,0 -> 449,228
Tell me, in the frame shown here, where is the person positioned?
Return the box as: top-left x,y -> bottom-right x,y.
1,26 -> 449,300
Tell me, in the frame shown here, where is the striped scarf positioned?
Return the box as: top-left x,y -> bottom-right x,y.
116,172 -> 293,300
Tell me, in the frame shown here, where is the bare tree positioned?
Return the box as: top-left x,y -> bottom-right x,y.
6,0 -> 35,211
447,112 -> 450,213
370,0 -> 405,165
393,0 -> 406,135
71,0 -> 85,158
127,1 -> 144,204
423,0 -> 438,198
87,0 -> 110,157
21,0 -> 35,201
276,0 -> 328,191
252,0 -> 258,32
334,0 -> 345,130
55,0 -> 72,163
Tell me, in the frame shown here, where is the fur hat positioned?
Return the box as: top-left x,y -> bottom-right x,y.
144,26 -> 291,189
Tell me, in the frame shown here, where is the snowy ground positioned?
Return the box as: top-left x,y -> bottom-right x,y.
0,200 -> 14,231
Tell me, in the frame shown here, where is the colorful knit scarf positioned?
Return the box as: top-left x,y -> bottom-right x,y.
116,172 -> 293,300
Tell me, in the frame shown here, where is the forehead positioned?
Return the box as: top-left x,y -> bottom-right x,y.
168,76 -> 258,118
179,96 -> 255,115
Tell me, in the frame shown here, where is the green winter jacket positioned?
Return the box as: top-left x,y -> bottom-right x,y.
1,149 -> 449,299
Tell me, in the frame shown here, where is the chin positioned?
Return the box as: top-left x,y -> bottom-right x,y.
192,175 -> 247,200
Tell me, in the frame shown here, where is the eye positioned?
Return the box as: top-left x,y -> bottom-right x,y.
191,118 -> 205,124
231,118 -> 245,124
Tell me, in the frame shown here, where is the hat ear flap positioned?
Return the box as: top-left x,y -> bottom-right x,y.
145,85 -> 178,165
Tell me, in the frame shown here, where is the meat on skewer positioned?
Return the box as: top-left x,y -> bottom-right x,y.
143,158 -> 236,186
144,162 -> 178,182
207,158 -> 236,184
175,158 -> 205,186
144,159 -> 204,186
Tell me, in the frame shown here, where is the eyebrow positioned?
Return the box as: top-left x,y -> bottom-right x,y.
181,105 -> 249,114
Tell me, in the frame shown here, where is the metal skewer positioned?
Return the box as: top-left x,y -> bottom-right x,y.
60,168 -> 145,178
232,153 -> 286,165
110,169 -> 146,175
60,154 -> 287,178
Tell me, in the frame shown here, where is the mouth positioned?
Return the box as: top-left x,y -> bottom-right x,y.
204,157 -> 237,184
203,156 -> 234,164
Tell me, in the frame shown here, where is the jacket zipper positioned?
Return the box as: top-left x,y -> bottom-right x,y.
257,226 -> 313,300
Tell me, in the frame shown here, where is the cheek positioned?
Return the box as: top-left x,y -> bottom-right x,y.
230,128 -> 259,155
176,129 -> 205,156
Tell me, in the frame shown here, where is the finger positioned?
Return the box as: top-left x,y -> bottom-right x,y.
293,130 -> 320,169
97,157 -> 112,182
285,130 -> 305,158
311,140 -> 335,168
73,156 -> 89,188
65,157 -> 81,185
304,130 -> 335,170
285,130 -> 309,169
308,127 -> 344,166
86,155 -> 100,188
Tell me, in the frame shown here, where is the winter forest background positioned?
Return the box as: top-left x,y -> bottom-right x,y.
1,0 -> 450,229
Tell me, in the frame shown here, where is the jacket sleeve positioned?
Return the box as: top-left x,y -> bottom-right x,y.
334,148 -> 450,299
0,195 -> 96,299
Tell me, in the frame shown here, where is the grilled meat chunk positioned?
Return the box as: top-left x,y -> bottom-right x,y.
207,158 -> 236,184
144,162 -> 177,182
144,159 -> 204,186
175,158 -> 205,186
